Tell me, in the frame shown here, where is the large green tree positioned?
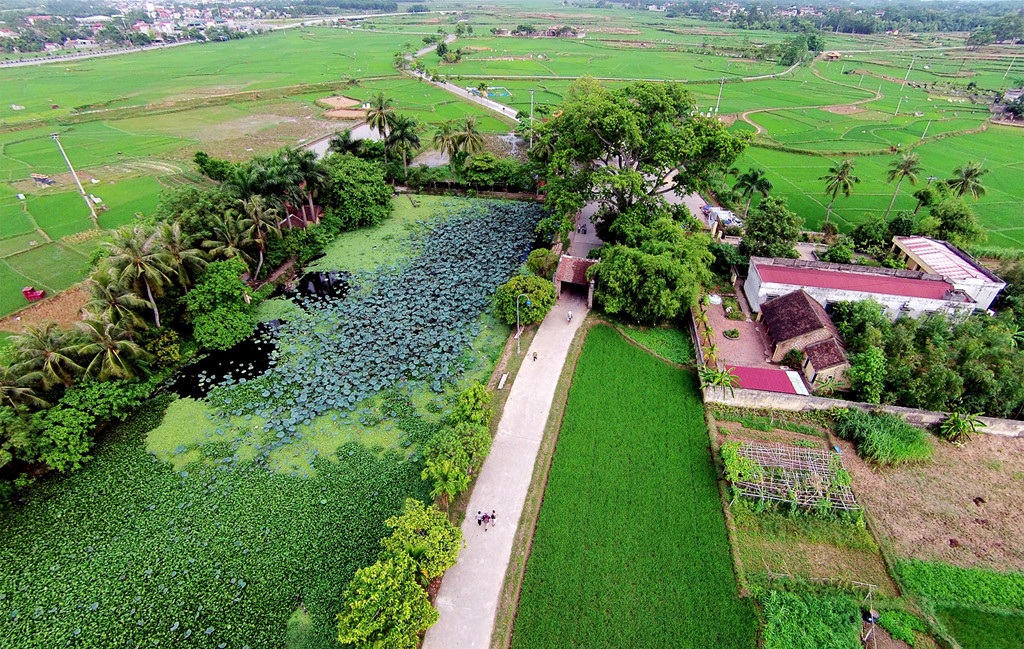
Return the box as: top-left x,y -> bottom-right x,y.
184,258 -> 257,351
536,77 -> 747,242
321,154 -> 393,230
104,226 -> 173,328
11,322 -> 84,391
945,161 -> 989,200
740,195 -> 802,259
492,274 -> 556,326
380,499 -> 462,584
386,114 -> 422,175
732,167 -> 772,217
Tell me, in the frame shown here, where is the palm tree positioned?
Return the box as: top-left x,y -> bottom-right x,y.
386,114 -> 422,175
884,153 -> 923,219
456,116 -> 485,156
421,457 -> 469,512
283,148 -> 327,224
83,271 -> 151,330
104,226 -> 172,328
0,366 -> 48,410
203,212 -> 255,268
432,120 -> 461,176
238,196 -> 281,279
819,159 -> 860,225
733,168 -> 773,217
154,221 -> 207,292
366,91 -> 396,157
11,322 -> 84,390
73,316 -> 150,381
946,161 -> 989,200
328,128 -> 363,156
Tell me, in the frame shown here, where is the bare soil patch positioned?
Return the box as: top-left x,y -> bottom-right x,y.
323,108 -> 366,120
823,104 -> 864,115
317,95 -> 361,109
0,285 -> 88,333
718,113 -> 737,127
841,434 -> 1024,571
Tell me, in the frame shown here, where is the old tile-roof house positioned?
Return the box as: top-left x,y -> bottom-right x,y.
759,290 -> 850,389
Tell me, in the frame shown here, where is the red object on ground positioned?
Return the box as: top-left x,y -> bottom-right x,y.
21,286 -> 46,301
726,365 -> 804,395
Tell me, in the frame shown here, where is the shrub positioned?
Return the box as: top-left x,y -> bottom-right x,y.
782,348 -> 804,369
184,258 -> 257,351
140,328 -> 181,369
449,383 -> 492,427
724,328 -> 740,340
820,237 -> 854,264
877,610 -> 925,646
834,410 -> 932,466
380,499 -> 461,583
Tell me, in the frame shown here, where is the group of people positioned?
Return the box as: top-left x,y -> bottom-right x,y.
575,223 -> 588,235
476,510 -> 497,530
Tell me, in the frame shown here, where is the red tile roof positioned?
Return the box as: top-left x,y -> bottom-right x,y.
726,365 -> 808,395
804,339 -> 848,370
555,255 -> 597,285
756,262 -> 957,300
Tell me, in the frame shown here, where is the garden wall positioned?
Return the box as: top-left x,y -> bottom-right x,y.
702,387 -> 1024,438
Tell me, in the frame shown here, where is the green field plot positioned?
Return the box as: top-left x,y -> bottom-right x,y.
936,606 -> 1024,649
0,195 -> 36,241
26,191 -> 95,240
94,176 -> 165,230
349,78 -> 513,132
0,261 -> 36,316
0,28 -> 408,124
512,325 -> 757,649
5,242 -> 89,292
738,124 -> 1024,247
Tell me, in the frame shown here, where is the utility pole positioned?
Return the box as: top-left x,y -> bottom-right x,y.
715,77 -> 725,113
894,96 -> 906,117
529,88 -> 535,146
1005,55 -> 1018,81
901,54 -> 915,90
921,119 -> 932,140
51,133 -> 98,228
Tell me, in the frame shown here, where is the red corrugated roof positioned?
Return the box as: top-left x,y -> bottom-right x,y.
727,365 -> 805,395
756,263 -> 955,300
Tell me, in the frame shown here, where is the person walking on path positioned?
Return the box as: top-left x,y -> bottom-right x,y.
482,511 -> 491,531
489,510 -> 496,529
477,511 -> 483,526
532,351 -> 538,361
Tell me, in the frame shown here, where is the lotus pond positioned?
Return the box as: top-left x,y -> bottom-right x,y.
0,198 -> 543,648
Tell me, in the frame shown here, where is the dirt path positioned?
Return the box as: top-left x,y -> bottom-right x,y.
738,58 -> 883,135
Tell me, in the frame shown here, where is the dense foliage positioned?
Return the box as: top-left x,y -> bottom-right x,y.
759,589 -> 861,649
833,409 -> 933,466
877,610 -> 926,646
211,201 -> 540,459
511,326 -> 758,648
184,258 -> 259,351
535,77 -> 747,242
832,300 -> 1024,417
740,195 -> 802,259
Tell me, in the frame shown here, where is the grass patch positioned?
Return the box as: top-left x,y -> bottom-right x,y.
895,560 -> 1024,610
834,409 -> 932,466
759,588 -> 861,649
614,323 -> 696,364
936,606 -> 1024,649
511,325 -> 757,648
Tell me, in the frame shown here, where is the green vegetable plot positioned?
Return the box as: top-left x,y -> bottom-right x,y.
512,325 -> 757,648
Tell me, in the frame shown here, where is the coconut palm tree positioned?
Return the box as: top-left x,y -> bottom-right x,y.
328,128 -> 363,156
819,159 -> 860,225
386,114 -> 422,175
154,221 -> 207,292
83,271 -> 151,330
11,322 -> 84,391
733,167 -> 773,217
238,196 -> 281,279
421,457 -> 469,512
456,116 -> 485,156
203,212 -> 255,269
366,91 -> 396,157
884,152 -> 923,219
946,161 -> 989,200
104,226 -> 172,328
73,316 -> 150,381
0,365 -> 48,410
283,148 -> 327,224
432,120 -> 461,175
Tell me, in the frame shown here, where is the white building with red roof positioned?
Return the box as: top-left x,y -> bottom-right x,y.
891,236 -> 1005,311
743,257 -> 977,320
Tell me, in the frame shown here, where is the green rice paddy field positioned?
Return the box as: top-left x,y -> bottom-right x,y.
511,325 -> 757,649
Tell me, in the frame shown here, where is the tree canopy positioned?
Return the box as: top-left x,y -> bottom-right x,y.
740,195 -> 802,259
535,77 -> 748,242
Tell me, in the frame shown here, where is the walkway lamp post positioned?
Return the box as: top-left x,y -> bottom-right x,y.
516,293 -> 531,354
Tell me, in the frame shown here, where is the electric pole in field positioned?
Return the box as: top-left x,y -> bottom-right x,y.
529,88 -> 535,146
51,133 -> 98,229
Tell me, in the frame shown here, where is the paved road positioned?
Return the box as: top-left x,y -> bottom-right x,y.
423,295 -> 587,649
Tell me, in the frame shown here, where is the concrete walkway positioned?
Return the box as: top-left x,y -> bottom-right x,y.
423,294 -> 587,649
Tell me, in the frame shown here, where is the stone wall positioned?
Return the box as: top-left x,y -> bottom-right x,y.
703,387 -> 1024,438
